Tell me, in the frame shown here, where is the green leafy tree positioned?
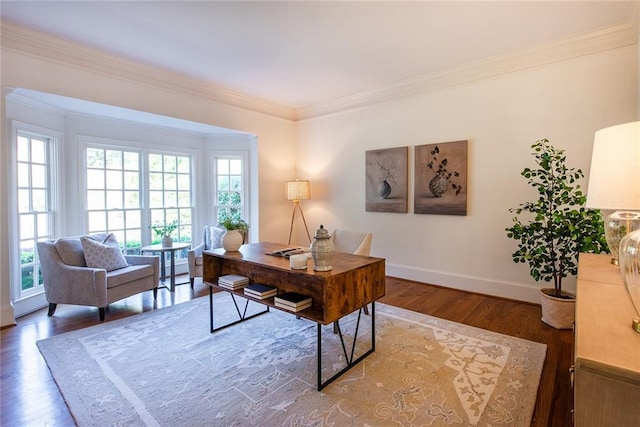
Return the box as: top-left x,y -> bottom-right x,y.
506,139 -> 608,297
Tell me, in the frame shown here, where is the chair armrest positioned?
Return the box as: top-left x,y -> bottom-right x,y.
125,255 -> 160,285
41,263 -> 108,307
188,243 -> 205,258
187,243 -> 204,272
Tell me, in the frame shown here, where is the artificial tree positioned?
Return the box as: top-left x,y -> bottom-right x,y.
506,139 -> 608,299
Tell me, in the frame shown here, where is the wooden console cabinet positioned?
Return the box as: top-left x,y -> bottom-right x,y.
574,253 -> 640,426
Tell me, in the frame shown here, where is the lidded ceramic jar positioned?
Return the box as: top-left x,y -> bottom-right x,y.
310,225 -> 334,271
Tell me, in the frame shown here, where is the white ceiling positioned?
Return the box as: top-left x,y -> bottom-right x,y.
1,1 -> 637,110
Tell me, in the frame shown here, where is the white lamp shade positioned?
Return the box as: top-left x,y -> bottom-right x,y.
586,121 -> 640,210
287,180 -> 310,201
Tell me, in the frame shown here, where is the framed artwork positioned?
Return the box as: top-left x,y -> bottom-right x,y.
365,146 -> 408,213
414,140 -> 468,215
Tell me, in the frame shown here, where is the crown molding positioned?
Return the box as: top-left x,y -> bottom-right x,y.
297,22 -> 638,120
0,21 -> 297,121
1,19 -> 637,123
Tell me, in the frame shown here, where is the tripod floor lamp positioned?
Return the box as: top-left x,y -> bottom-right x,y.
287,180 -> 312,245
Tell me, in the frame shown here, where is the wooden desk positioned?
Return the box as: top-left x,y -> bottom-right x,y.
203,241 -> 386,389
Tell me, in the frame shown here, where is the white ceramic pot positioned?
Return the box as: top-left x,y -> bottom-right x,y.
540,288 -> 575,329
161,236 -> 173,247
221,229 -> 243,252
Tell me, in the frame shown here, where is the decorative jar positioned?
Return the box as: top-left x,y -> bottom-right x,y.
221,229 -> 243,252
311,225 -> 334,271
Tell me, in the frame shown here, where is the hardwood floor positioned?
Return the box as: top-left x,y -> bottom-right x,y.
1,276 -> 573,426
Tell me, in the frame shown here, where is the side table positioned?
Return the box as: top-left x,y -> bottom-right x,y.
141,242 -> 191,292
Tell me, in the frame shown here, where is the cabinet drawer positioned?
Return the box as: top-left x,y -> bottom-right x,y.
574,368 -> 640,426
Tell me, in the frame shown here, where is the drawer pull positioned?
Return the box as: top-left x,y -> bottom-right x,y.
569,365 -> 575,388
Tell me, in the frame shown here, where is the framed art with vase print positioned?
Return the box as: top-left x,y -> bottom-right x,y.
414,140 -> 468,216
365,146 -> 408,213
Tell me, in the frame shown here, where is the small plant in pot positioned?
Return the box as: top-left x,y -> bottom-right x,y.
505,139 -> 608,329
219,213 -> 248,252
150,220 -> 178,247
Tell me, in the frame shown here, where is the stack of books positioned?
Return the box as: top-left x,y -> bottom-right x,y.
243,283 -> 277,300
217,274 -> 249,290
274,292 -> 312,312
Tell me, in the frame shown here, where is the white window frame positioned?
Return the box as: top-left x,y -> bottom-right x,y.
211,151 -> 249,226
9,121 -> 60,315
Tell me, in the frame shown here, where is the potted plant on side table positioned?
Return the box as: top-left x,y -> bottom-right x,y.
505,139 -> 608,329
150,220 -> 178,247
219,214 -> 249,252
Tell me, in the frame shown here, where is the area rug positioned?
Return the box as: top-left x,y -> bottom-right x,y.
37,293 -> 546,426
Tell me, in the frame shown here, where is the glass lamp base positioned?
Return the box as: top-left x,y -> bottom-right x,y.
603,210 -> 640,265
619,229 -> 640,333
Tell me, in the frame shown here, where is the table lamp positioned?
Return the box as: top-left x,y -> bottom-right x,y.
586,120 -> 640,332
585,121 -> 640,265
287,180 -> 311,245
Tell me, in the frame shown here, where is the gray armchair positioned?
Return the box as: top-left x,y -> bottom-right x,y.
37,233 -> 159,321
187,224 -> 226,288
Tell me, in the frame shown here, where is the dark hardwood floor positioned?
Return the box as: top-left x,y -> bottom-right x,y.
1,276 -> 573,426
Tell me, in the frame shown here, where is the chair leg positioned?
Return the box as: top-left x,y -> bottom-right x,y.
153,287 -> 158,299
363,304 -> 369,315
190,277 -> 195,289
47,303 -> 57,317
333,320 -> 339,334
99,307 -> 106,322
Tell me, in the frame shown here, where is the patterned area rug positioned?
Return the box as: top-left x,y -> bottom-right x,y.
38,293 -> 546,426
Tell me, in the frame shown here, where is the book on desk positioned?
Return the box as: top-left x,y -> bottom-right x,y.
274,292 -> 312,312
267,247 -> 309,258
218,274 -> 249,290
243,283 -> 277,299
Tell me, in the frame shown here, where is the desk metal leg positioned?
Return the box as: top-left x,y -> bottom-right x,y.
209,287 -> 269,333
317,302 -> 376,391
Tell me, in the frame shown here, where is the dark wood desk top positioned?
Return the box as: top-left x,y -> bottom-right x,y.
204,242 -> 385,324
205,241 -> 382,275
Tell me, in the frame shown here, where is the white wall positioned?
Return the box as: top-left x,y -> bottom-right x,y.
297,46 -> 638,303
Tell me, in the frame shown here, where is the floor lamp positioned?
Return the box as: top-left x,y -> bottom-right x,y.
287,180 -> 312,245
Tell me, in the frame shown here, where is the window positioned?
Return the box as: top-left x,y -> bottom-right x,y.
214,155 -> 246,224
86,147 -> 142,253
15,130 -> 55,298
148,153 -> 192,245
85,147 -> 193,254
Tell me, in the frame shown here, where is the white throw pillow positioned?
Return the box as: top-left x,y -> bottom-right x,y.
81,233 -> 129,271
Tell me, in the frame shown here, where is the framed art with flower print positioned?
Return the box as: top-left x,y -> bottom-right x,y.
414,140 -> 468,215
365,146 -> 408,213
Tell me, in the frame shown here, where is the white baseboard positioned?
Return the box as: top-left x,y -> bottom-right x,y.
386,262 -> 542,305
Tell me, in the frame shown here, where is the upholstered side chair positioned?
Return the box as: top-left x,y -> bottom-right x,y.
187,224 -> 226,288
331,229 -> 373,257
37,232 -> 159,321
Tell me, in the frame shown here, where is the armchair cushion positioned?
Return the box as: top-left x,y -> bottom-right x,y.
106,264 -> 155,288
54,238 -> 88,266
81,234 -> 129,271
